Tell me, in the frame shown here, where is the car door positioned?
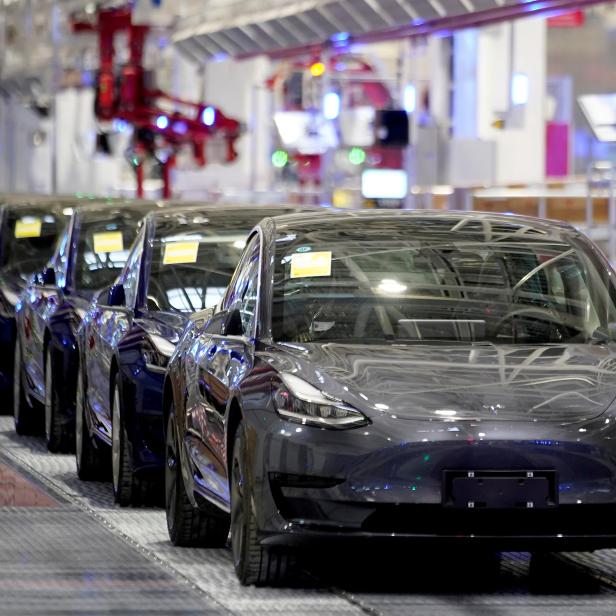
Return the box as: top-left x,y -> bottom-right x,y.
187,235 -> 260,505
86,230 -> 144,439
22,226 -> 71,401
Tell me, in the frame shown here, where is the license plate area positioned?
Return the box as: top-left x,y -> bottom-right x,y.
442,470 -> 558,509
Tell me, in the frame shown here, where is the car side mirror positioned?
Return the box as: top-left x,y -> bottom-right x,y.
107,284 -> 126,307
41,267 -> 56,286
222,307 -> 244,337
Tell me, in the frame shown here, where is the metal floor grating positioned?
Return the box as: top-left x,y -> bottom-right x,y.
2,416 -> 616,614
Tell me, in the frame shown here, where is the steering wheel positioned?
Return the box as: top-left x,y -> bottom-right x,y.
494,306 -> 567,342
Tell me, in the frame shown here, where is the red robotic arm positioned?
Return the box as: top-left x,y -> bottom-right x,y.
73,6 -> 243,197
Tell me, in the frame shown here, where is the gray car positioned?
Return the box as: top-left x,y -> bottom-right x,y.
164,209 -> 616,585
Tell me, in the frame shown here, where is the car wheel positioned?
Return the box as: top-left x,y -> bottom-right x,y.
44,348 -> 70,453
111,374 -> 139,506
165,407 -> 229,547
13,341 -> 37,435
75,368 -> 107,481
231,422 -> 293,586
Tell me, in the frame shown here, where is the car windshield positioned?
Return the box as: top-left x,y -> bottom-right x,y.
272,216 -> 616,345
1,207 -> 66,280
146,208 -> 299,313
73,210 -> 147,293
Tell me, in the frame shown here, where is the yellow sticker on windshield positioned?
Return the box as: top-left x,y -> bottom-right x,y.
93,231 -> 124,254
290,251 -> 332,278
163,241 -> 200,265
15,219 -> 42,239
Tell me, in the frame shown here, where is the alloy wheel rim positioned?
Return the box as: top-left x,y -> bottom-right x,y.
111,385 -> 121,493
75,372 -> 83,468
44,353 -> 52,441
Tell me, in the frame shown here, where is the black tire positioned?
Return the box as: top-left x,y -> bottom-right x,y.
231,422 -> 293,586
13,341 -> 37,435
44,348 -> 71,453
112,374 -> 137,506
75,367 -> 108,481
111,373 -> 158,506
165,407 -> 229,546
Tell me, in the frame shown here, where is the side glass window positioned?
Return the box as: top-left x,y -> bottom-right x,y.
224,236 -> 260,336
121,231 -> 145,309
51,228 -> 70,288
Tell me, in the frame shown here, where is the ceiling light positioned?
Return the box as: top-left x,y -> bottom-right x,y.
377,279 -> 407,294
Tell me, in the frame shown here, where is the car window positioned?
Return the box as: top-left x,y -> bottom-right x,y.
121,229 -> 145,309
0,207 -> 66,282
71,210 -> 147,296
271,218 -> 616,345
224,235 -> 260,337
53,228 -> 71,288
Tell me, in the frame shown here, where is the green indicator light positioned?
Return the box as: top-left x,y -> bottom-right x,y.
423,454 -> 430,462
272,150 -> 288,168
349,147 -> 366,165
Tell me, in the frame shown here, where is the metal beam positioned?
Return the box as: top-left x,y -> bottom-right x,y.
244,0 -> 612,61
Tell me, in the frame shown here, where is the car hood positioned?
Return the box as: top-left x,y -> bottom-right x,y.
264,342 -> 616,423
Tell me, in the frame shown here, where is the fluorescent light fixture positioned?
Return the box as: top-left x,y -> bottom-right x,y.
511,73 -> 529,106
435,409 -> 457,417
361,169 -> 408,200
377,279 -> 407,294
323,92 -> 341,120
403,84 -> 416,113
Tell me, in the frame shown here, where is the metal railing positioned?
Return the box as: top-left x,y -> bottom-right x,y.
586,161 -> 616,262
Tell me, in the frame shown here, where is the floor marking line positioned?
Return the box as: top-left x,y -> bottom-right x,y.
0,445 -> 236,616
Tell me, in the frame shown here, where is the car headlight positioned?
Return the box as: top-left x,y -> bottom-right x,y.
274,373 -> 369,430
143,334 -> 176,369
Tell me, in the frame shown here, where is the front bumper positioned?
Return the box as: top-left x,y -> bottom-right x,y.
247,409 -> 616,548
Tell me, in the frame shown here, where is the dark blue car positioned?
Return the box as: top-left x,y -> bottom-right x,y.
76,204 -> 305,507
14,200 -> 159,451
0,196 -> 74,412
164,210 -> 616,586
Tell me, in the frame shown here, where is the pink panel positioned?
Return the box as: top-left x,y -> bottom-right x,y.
546,122 -> 569,178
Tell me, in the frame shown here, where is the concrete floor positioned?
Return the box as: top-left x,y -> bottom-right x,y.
2,415 -> 616,615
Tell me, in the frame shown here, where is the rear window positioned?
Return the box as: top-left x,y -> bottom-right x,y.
72,210 -> 147,292
1,208 -> 65,279
144,208 -> 300,313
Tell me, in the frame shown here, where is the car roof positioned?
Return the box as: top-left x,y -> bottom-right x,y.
149,202 -> 322,217
144,203 -> 325,225
73,200 -> 163,220
264,209 -> 578,240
